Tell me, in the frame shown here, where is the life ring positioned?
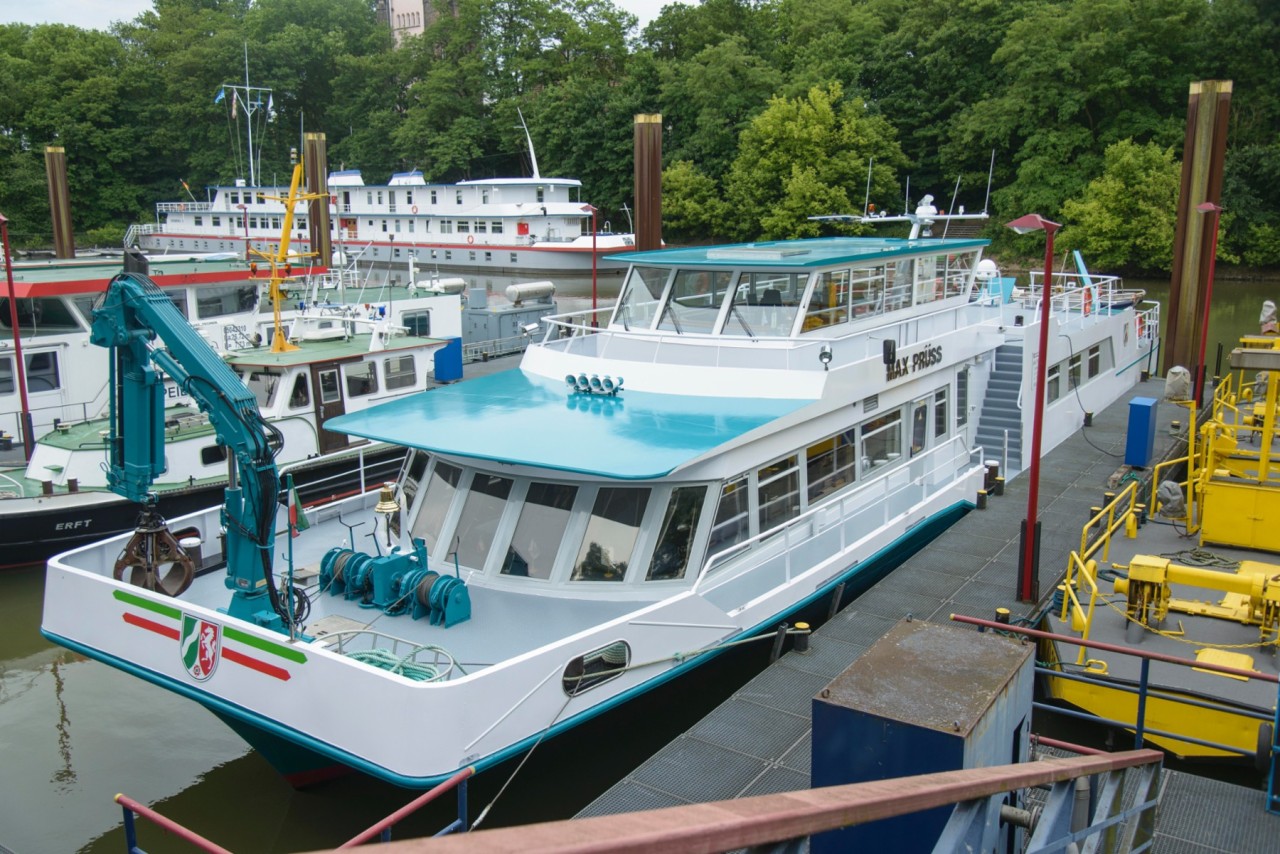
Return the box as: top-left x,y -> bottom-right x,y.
1083,286 -> 1093,316
1136,315 -> 1144,340
411,205 -> 418,214
467,235 -> 474,244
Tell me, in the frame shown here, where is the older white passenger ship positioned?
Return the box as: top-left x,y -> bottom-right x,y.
130,170 -> 635,275
43,228 -> 1158,786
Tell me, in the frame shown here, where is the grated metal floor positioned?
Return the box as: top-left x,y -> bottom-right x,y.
580,378 -> 1280,851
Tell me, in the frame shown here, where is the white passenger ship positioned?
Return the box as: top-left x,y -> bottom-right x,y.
130,170 -> 635,275
42,226 -> 1158,786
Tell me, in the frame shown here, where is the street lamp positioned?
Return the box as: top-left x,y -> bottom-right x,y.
0,213 -> 35,459
1006,212 -> 1062,603
1194,202 -> 1223,406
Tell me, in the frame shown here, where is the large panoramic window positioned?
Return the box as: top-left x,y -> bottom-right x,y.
721,272 -> 805,338
646,486 -> 708,581
708,474 -> 751,557
501,481 -> 577,580
454,473 -> 513,571
411,461 -> 462,556
807,430 -> 857,502
861,411 -> 903,474
758,455 -> 800,533
571,487 -> 649,582
612,265 -> 668,330
657,269 -> 732,334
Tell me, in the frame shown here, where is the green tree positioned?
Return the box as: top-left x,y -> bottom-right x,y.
723,82 -> 907,240
954,0 -> 1206,229
661,160 -> 730,242
658,35 -> 782,180
1058,139 -> 1180,272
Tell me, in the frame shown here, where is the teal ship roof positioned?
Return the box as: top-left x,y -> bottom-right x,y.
325,370 -> 812,480
609,236 -> 989,269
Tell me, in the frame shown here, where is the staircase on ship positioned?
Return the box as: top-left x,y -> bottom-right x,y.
975,343 -> 1024,475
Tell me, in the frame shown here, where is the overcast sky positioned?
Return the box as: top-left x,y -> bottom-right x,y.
0,0 -> 670,32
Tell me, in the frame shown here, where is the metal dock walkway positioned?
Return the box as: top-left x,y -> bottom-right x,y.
581,377 -> 1280,851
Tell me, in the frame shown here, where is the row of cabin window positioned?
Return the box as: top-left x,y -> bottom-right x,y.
407,457 -> 708,584
221,185 -> 553,210
237,354 -> 418,410
398,386 -> 957,587
708,387 -> 953,558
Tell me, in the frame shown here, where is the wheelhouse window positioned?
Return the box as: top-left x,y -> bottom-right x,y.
410,460 -> 461,556
384,355 -> 416,389
402,310 -> 431,337
612,266 -> 669,330
807,430 -> 856,502
455,473 -> 513,571
861,411 -> 902,473
0,297 -> 83,332
400,450 -> 431,513
646,486 -> 707,581
501,482 -> 577,580
244,368 -> 283,407
722,272 -> 805,338
758,455 -> 800,532
708,474 -> 750,557
571,487 -> 649,582
803,269 -> 850,330
657,269 -> 732,334
343,361 -> 378,397
850,265 -> 887,317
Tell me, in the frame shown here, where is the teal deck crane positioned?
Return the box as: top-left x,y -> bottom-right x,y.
90,267 -> 292,631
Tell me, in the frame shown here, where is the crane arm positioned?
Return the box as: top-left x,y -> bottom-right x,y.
90,271 -> 290,628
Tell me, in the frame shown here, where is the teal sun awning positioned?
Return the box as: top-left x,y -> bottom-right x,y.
325,369 -> 812,480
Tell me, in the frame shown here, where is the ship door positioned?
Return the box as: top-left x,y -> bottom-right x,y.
313,364 -> 348,453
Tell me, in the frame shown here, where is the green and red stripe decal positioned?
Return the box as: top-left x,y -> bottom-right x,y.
114,590 -> 305,681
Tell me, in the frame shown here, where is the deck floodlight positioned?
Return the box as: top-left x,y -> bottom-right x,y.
819,345 -> 833,371
590,374 -> 603,391
565,373 -> 577,388
602,376 -> 616,393
577,373 -> 590,391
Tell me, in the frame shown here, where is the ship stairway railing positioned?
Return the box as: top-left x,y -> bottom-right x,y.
954,611 -> 1280,814
113,766 -> 473,852
462,333 -> 532,363
694,435 -> 982,598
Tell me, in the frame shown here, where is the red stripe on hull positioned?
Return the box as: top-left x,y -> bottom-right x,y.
123,611 -> 180,640
223,648 -> 291,681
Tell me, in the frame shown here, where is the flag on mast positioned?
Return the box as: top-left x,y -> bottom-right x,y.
214,87 -> 225,104
288,482 -> 310,537
231,90 -> 238,119
267,94 -> 276,122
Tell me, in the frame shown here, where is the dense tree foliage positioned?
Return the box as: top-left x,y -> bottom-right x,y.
0,0 -> 1276,272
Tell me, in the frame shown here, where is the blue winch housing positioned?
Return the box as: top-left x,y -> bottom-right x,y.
318,539 -> 471,628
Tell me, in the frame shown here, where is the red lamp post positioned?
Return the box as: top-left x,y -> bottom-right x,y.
1006,213 -> 1061,603
1193,202 -> 1223,406
0,213 -> 35,459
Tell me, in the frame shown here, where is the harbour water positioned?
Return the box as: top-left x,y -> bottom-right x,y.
3,267 -> 1278,852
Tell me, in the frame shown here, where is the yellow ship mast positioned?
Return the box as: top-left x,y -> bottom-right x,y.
249,148 -> 327,353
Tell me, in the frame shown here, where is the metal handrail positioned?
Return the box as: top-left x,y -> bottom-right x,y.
406,750 -> 1161,853
115,793 -> 232,854
693,435 -> 979,593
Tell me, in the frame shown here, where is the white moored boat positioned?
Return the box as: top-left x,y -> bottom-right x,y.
42,220 -> 1159,786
